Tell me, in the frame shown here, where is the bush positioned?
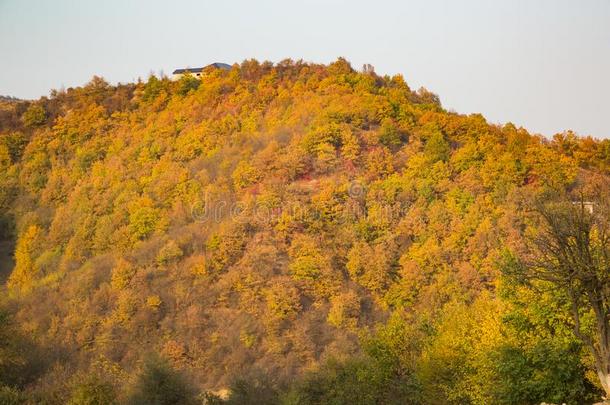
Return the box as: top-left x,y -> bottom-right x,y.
225,376 -> 279,405
127,356 -> 198,405
284,357 -> 421,405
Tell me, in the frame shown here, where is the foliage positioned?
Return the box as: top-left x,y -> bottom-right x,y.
224,375 -> 280,405
504,180 -> 610,397
67,376 -> 116,405
494,280 -> 600,404
7,224 -> 41,292
0,385 -> 23,405
285,315 -> 423,405
22,104 -> 46,128
176,74 -> 200,96
127,356 -> 198,405
0,58 -> 608,403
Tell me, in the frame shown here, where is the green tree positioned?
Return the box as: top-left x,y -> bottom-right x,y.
128,200 -> 162,241
0,385 -> 23,405
142,75 -> 164,102
127,356 -> 198,405
286,314 -> 422,405
176,73 -> 200,96
67,376 -> 116,405
378,118 -> 403,149
424,130 -> 450,163
494,279 -> 600,404
22,104 -> 46,127
225,375 -> 279,405
507,183 -> 610,398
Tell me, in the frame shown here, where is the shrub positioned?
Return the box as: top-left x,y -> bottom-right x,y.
284,357 -> 421,405
127,356 -> 198,405
225,375 -> 279,405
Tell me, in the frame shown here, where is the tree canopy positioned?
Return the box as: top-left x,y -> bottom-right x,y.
0,59 -> 609,404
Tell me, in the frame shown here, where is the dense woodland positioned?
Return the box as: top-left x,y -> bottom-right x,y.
1,59 -> 610,404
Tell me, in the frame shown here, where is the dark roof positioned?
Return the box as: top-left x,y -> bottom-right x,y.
172,62 -> 231,75
208,62 -> 232,70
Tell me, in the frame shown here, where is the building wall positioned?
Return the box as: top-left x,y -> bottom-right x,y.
171,71 -> 203,81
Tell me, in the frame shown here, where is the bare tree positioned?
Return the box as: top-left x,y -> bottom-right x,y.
512,181 -> 610,397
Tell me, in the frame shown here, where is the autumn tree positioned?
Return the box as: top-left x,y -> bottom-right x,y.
7,224 -> 41,292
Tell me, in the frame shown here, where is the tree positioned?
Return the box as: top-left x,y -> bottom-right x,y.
7,224 -> 42,292
110,258 -> 136,290
176,73 -> 200,96
327,291 -> 360,329
224,375 -> 279,405
68,376 -> 116,405
0,385 -> 23,404
127,356 -> 198,405
156,240 -> 183,266
378,118 -> 403,149
424,130 -> 450,163
346,240 -> 396,295
286,314 -> 423,405
22,104 -> 46,127
0,311 -> 26,386
508,181 -> 610,397
142,75 -> 164,102
495,281 -> 599,404
128,198 -> 163,241
231,161 -> 261,190
265,280 -> 301,320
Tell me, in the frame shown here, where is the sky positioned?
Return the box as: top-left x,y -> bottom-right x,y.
1,0 -> 609,138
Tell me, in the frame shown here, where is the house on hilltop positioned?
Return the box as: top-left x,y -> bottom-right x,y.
172,63 -> 232,80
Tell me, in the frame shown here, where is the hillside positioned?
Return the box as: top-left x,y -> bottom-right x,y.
1,59 -> 610,404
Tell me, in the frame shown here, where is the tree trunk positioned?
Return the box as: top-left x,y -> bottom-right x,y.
597,370 -> 610,400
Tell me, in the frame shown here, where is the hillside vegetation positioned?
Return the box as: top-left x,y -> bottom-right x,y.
1,59 -> 610,404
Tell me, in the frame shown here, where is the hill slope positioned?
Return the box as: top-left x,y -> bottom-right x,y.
1,58 -> 609,403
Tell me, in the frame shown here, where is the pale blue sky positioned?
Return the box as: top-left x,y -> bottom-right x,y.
1,0 -> 609,138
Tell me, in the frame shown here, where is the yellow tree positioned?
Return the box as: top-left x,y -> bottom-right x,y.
8,225 -> 42,292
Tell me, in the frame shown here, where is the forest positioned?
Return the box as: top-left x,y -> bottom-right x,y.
1,58 -> 610,404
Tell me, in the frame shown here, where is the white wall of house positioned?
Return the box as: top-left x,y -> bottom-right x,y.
171,71 -> 203,81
